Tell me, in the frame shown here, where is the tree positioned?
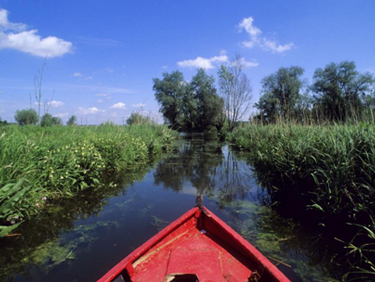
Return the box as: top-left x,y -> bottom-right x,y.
0,117 -> 7,125
311,61 -> 374,122
153,71 -> 186,126
14,109 -> 39,125
67,115 -> 77,126
218,56 -> 253,131
40,113 -> 62,127
34,59 -> 47,121
126,112 -> 152,125
181,85 -> 198,129
255,66 -> 306,122
190,69 -> 224,129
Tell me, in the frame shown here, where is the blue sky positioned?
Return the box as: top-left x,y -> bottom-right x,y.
1,0 -> 374,124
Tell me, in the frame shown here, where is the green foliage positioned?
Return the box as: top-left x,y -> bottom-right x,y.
255,66 -> 306,123
153,71 -> 186,126
40,113 -> 63,127
0,124 -> 177,228
126,112 -> 152,125
14,108 -> 39,125
66,115 -> 77,126
311,61 -> 374,122
191,69 -> 224,129
230,123 -> 375,279
0,117 -> 7,126
153,69 -> 225,131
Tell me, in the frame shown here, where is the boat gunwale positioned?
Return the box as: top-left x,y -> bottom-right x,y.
97,206 -> 291,282
97,207 -> 199,282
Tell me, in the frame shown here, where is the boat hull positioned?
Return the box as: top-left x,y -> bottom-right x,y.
98,206 -> 291,282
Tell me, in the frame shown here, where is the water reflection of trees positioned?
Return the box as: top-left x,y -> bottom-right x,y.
153,135 -> 258,206
0,166 -> 153,281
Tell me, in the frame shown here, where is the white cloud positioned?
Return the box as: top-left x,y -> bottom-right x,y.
239,17 -> 294,54
92,86 -> 133,94
78,107 -> 105,115
96,93 -> 111,103
73,72 -> 93,80
132,103 -> 146,108
177,53 -> 229,70
48,100 -> 64,108
0,9 -> 72,57
0,9 -> 27,32
55,112 -> 68,118
110,102 -> 126,110
237,57 -> 259,68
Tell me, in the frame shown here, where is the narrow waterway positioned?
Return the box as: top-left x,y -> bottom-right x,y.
0,133 -> 335,282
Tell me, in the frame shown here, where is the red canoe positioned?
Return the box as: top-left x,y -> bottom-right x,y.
98,205 -> 291,282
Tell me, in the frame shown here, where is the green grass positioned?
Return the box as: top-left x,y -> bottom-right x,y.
229,123 -> 375,280
0,124 -> 177,232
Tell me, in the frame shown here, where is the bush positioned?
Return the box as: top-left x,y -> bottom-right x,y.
40,113 -> 62,127
14,109 -> 38,125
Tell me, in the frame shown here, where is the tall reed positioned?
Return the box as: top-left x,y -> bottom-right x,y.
0,124 -> 177,230
229,122 -> 375,280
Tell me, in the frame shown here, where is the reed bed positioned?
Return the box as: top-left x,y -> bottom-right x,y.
229,123 -> 375,280
0,124 -> 176,234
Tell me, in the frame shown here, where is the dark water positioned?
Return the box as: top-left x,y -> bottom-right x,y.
0,133 -> 336,282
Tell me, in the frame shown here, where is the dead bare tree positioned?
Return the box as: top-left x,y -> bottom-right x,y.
34,58 -> 47,121
218,55 -> 252,131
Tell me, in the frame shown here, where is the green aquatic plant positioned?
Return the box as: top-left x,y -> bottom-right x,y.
226,199 -> 340,281
0,124 -> 177,231
229,123 -> 375,280
151,215 -> 170,231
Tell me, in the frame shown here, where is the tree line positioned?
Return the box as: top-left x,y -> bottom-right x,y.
153,55 -> 252,132
153,59 -> 375,131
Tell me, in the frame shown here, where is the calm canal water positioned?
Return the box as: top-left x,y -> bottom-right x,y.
0,133 -> 336,282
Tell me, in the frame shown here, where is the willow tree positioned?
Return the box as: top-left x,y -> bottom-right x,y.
153,71 -> 186,127
255,66 -> 306,123
218,56 -> 252,131
190,69 -> 224,129
311,61 -> 374,122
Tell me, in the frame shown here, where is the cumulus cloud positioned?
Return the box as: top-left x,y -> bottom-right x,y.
78,107 -> 105,115
0,9 -> 27,31
73,72 -> 84,77
238,17 -> 294,53
0,9 -> 72,57
48,100 -> 64,108
110,102 -> 126,110
132,103 -> 146,108
177,53 -> 229,70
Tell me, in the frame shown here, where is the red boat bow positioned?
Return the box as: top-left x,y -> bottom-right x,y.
98,206 -> 291,282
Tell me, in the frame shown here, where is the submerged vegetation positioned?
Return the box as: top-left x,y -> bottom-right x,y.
0,124 -> 176,236
230,123 -> 375,280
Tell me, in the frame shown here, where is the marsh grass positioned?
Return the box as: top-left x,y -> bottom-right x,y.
0,124 -> 176,232
229,122 -> 375,280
